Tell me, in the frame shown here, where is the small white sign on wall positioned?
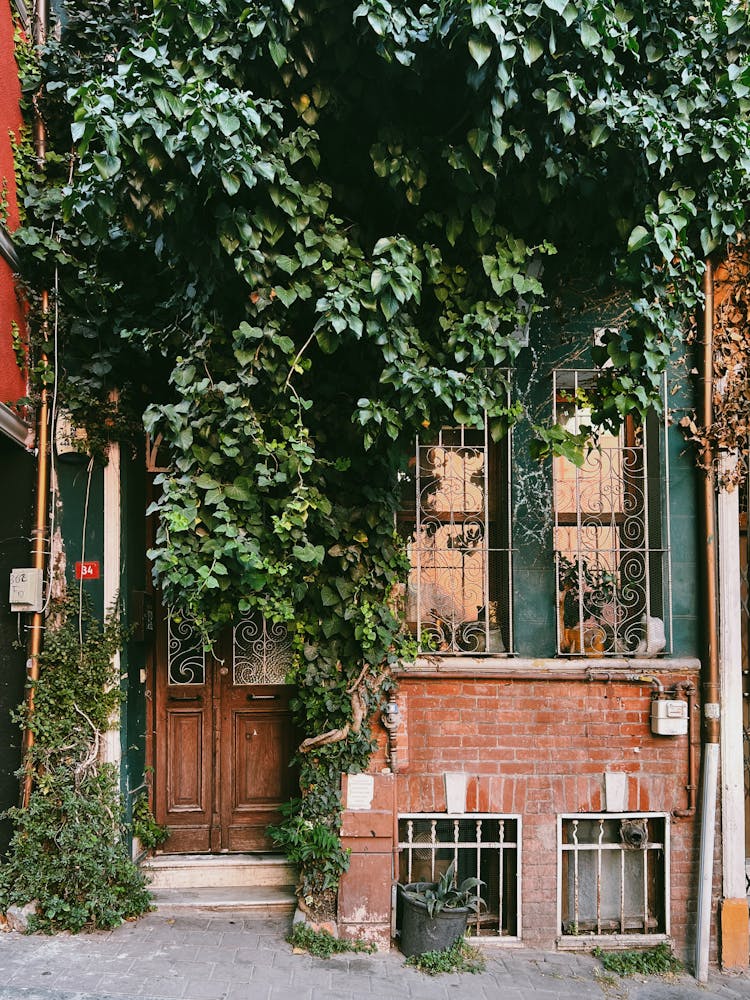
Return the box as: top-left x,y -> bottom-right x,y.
444,772 -> 468,814
604,771 -> 628,812
346,773 -> 374,811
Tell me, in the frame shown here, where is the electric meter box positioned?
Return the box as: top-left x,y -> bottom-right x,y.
651,698 -> 688,736
9,568 -> 43,613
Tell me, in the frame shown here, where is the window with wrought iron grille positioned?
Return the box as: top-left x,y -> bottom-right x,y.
397,815 -> 521,938
398,422 -> 512,655
559,814 -> 669,938
553,371 -> 671,656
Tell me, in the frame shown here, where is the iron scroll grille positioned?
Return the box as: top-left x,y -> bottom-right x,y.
166,608 -> 292,686
166,609 -> 206,685
397,814 -> 520,938
233,612 -> 292,685
399,417 -> 513,655
553,370 -> 672,656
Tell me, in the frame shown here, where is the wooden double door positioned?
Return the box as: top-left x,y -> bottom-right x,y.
153,614 -> 296,853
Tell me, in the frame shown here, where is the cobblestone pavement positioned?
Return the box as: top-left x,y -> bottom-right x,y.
1,910 -> 750,1000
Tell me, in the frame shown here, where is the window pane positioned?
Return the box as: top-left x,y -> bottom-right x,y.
400,423 -> 511,655
553,371 -> 669,656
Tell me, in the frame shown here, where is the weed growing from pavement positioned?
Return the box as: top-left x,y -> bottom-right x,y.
592,943 -> 682,977
404,937 -> 486,976
287,922 -> 376,958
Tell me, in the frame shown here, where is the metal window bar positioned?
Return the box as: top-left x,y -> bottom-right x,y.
560,815 -> 668,936
409,413 -> 513,656
397,814 -> 520,938
553,371 -> 671,656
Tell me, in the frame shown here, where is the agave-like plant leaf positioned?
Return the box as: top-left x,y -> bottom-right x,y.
401,859 -> 487,916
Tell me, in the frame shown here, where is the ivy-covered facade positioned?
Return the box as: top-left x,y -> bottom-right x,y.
0,0 -> 749,973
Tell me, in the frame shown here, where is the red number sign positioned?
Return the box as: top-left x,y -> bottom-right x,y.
75,561 -> 100,580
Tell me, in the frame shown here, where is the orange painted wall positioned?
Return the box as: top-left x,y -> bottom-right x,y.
0,1 -> 27,407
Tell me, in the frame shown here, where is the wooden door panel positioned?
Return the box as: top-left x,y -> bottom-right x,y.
167,710 -> 205,811
232,711 -> 293,805
221,689 -> 295,851
153,601 -> 214,854
155,692 -> 213,853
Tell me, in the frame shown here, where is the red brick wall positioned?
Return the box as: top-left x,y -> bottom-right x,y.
379,670 -> 703,959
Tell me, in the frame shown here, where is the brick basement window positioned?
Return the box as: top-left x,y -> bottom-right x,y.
397,814 -> 521,939
558,813 -> 669,940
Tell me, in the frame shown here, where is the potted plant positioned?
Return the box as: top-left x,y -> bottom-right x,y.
399,861 -> 485,957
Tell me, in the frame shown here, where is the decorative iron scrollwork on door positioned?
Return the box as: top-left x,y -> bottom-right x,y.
167,609 -> 206,685
233,612 -> 292,685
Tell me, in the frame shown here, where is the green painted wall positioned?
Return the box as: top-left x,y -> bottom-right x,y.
665,376 -> 700,657
119,447 -> 149,829
56,457 -> 105,620
56,450 -> 151,841
0,439 -> 34,853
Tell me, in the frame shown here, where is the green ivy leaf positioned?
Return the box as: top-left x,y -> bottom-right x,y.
468,37 -> 493,68
292,543 -> 325,564
523,36 -> 544,65
92,153 -> 121,179
580,23 -> 600,48
187,12 -> 213,39
546,89 -> 566,113
627,225 -> 652,252
216,112 -> 241,137
221,172 -> 241,195
590,124 -> 609,147
269,39 -> 287,68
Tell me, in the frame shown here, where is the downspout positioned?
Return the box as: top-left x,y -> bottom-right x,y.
695,258 -> 720,982
20,0 -> 50,809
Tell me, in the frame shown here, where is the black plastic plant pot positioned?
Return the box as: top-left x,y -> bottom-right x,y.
399,884 -> 469,958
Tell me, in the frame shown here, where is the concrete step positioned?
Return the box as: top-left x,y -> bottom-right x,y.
143,852 -> 298,890
150,885 -> 297,914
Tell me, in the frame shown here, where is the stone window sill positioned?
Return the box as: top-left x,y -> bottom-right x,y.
394,656 -> 701,681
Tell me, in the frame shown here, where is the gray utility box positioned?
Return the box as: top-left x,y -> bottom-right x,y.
9,567 -> 43,613
650,698 -> 688,736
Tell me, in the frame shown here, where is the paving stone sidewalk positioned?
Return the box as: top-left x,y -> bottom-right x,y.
1,909 -> 750,1000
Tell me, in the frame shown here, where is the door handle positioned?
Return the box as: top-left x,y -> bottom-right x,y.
168,695 -> 202,703
246,693 -> 277,701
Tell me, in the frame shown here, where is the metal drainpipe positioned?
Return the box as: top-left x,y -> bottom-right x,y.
672,681 -> 698,819
20,0 -> 50,809
695,258 -> 720,983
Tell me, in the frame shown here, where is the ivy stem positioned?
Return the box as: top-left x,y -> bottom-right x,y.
284,330 -> 316,388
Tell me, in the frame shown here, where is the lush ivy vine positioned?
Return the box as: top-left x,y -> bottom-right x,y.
0,596 -> 151,931
11,0 -> 750,913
